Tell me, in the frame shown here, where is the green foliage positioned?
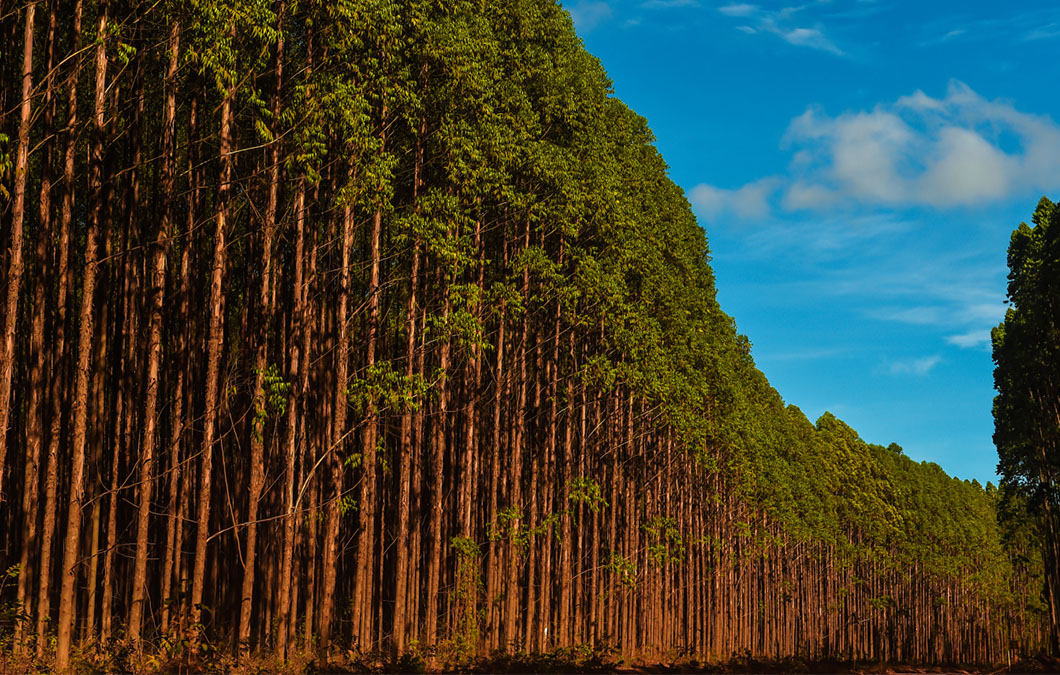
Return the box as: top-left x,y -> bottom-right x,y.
643,516 -> 686,566
487,507 -> 523,544
0,564 -> 26,643
346,362 -> 430,414
0,133 -> 10,202
337,495 -> 358,517
604,553 -> 638,589
447,537 -> 484,664
567,477 -> 607,513
487,507 -> 560,552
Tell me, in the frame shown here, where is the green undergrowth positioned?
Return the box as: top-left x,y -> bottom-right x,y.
4,644 -> 1055,675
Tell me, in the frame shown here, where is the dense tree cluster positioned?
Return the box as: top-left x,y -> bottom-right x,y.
994,197 -> 1060,653
0,0 -> 1050,668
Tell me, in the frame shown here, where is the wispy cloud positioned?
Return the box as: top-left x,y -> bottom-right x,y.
641,0 -> 699,8
689,177 -> 779,221
916,9 -> 1060,48
872,295 -> 1006,352
718,2 -> 756,17
918,27 -> 966,47
780,26 -> 843,54
706,205 -> 1009,355
887,355 -> 942,376
567,1 -> 613,33
758,346 -> 856,362
946,328 -> 993,349
716,2 -> 844,55
1023,22 -> 1060,42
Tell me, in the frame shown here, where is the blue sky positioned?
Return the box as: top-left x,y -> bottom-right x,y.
561,0 -> 1060,484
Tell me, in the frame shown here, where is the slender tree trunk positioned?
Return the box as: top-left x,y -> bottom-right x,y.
486,234 -> 508,650
458,216 -> 484,542
240,12 -> 283,653
35,0 -> 82,649
558,330 -> 574,647
320,175 -> 351,652
425,263 -> 451,644
101,128 -> 128,641
128,19 -> 180,647
278,181 -> 306,660
503,219 -> 532,650
353,137 -> 384,651
298,208 -> 320,651
163,88 -> 198,637
16,1 -> 56,649
100,280 -> 121,642
0,0 -> 36,495
190,56 -> 234,641
395,122 -> 425,653
55,1 -> 108,665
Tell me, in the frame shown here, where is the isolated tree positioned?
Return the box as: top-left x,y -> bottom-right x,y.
994,196 -> 1060,651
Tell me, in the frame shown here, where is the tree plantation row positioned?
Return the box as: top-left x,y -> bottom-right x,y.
0,0 -> 1053,670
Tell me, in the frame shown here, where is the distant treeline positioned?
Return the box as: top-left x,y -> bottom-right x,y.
0,0 -> 1052,669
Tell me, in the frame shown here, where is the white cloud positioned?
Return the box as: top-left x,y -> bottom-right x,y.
875,306 -> 943,326
689,177 -> 779,221
783,181 -> 838,210
779,26 -> 843,54
916,128 -> 1014,205
568,1 -> 613,33
759,346 -> 853,362
718,3 -> 757,17
1024,22 -> 1060,41
785,106 -> 915,204
914,10 -> 1060,49
781,81 -> 1060,210
641,0 -> 699,8
946,329 -> 993,349
856,262 -> 1006,352
717,3 -> 844,55
887,355 -> 942,376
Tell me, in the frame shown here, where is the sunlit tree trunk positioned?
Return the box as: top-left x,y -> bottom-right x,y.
55,1 -> 108,665
190,44 -> 235,642
0,0 -> 36,497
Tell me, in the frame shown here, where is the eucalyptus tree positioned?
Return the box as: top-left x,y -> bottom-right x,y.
994,196 -> 1060,651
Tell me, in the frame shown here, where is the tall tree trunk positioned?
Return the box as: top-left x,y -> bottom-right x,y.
100,92 -> 129,640
298,207 -> 320,651
485,234 -> 508,649
503,218 -> 531,650
55,0 -> 108,665
278,181 -> 306,660
36,0 -> 82,652
558,330 -> 574,646
352,130 -> 384,651
16,0 -> 56,648
393,121 -> 424,655
320,170 -> 351,652
128,19 -> 180,647
162,88 -> 198,637
0,0 -> 36,496
190,55 -> 234,642
240,10 -> 283,653
425,263 -> 451,645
